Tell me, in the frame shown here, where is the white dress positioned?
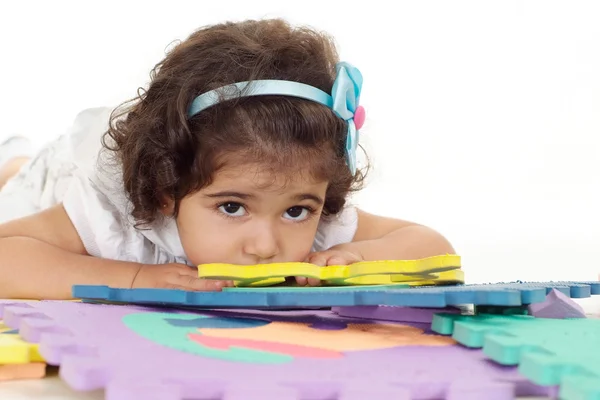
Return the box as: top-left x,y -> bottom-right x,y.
0,108 -> 358,265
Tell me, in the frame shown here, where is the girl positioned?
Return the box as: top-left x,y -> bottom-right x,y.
0,19 -> 454,299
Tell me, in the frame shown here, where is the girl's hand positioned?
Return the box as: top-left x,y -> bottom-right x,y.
295,246 -> 363,286
132,263 -> 233,291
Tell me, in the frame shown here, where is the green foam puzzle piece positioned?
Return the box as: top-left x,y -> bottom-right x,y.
223,284 -> 409,292
474,305 -> 529,315
431,313 -> 600,400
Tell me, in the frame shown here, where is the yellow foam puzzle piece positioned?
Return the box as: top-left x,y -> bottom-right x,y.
343,268 -> 465,286
198,254 -> 462,287
0,320 -> 44,364
395,269 -> 465,286
0,334 -> 44,364
234,268 -> 465,287
0,321 -> 12,334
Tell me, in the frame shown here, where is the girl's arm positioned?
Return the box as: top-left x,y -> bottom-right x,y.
297,208 -> 455,285
304,208 -> 455,269
0,205 -> 228,299
0,205 -> 140,299
347,208 -> 456,260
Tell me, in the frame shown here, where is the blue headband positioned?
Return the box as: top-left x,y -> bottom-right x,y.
187,62 -> 364,174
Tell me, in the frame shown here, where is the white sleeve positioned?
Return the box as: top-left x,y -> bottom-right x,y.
312,206 -> 359,252
62,169 -> 131,261
61,106 -> 185,265
62,168 -> 183,265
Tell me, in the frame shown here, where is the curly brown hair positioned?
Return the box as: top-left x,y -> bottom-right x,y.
103,18 -> 368,227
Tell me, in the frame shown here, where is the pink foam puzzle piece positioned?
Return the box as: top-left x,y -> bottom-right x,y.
527,288 -> 587,319
2,301 -> 554,400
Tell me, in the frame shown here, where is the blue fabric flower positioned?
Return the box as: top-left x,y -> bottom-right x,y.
331,62 -> 364,174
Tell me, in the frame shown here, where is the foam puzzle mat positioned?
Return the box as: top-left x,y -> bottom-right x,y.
0,363 -> 46,381
0,316 -> 46,381
332,305 -> 465,323
1,319 -> 44,364
431,313 -> 600,400
1,301 -> 554,400
72,281 -> 600,309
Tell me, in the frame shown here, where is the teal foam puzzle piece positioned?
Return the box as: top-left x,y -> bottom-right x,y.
431,313 -> 600,400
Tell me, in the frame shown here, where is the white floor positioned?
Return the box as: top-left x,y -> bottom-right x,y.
0,372 -> 553,400
0,370 -> 103,400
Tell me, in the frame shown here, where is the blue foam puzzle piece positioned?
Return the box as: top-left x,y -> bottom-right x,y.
72,281 -> 600,309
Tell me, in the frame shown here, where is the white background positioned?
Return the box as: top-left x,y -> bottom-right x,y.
1,0 -> 599,285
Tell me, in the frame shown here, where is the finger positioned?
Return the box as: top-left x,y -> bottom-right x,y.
307,278 -> 321,286
349,253 -> 363,263
326,256 -> 344,266
309,254 -> 329,267
180,268 -> 235,287
176,267 -> 234,287
295,276 -> 308,286
175,265 -> 200,276
176,276 -> 231,291
327,256 -> 360,266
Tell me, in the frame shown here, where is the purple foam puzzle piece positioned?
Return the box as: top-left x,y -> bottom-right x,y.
3,301 -> 554,400
332,305 -> 464,323
528,288 -> 587,319
0,301 -> 32,319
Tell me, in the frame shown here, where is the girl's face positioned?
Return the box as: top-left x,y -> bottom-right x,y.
174,163 -> 328,266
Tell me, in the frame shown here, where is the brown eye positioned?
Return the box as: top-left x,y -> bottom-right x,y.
283,206 -> 310,221
218,202 -> 246,217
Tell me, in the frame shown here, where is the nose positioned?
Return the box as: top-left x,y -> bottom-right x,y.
243,222 -> 280,262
